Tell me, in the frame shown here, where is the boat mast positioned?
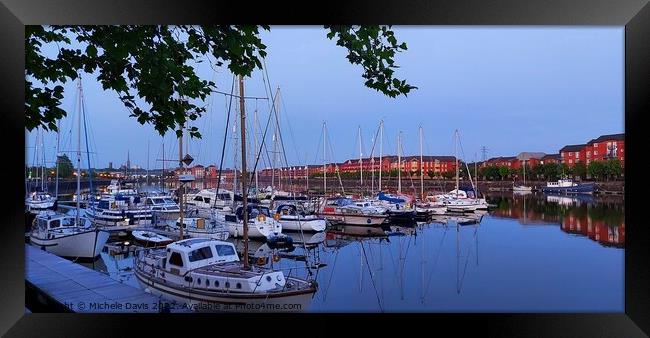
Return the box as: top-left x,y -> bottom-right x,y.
397,131 -> 402,194
238,75 -> 250,269
419,125 -> 424,200
178,121 -> 184,240
523,159 -> 526,185
254,109 -> 259,194
55,121 -> 60,198
379,120 -> 383,192
455,130 -> 459,198
75,78 -> 82,226
358,126 -> 363,196
40,129 -> 45,191
323,121 -> 327,195
162,140 -> 165,192
147,140 -> 150,186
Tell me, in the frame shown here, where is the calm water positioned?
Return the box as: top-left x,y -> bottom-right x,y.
85,191 -> 624,312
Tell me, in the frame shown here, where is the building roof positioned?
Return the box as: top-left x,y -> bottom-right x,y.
542,154 -> 561,160
487,156 -> 517,162
517,152 -> 546,160
587,133 -> 625,144
559,144 -> 586,152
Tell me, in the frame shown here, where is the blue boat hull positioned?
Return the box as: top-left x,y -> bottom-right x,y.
541,183 -> 594,194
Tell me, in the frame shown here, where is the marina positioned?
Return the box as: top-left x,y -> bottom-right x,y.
25,185 -> 624,312
23,26 -> 625,314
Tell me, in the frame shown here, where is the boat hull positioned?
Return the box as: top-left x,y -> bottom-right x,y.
541,183 -> 594,194
135,271 -> 315,312
277,218 -> 327,232
30,229 -> 110,259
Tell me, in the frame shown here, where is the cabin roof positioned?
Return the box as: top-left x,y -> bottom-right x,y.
169,238 -> 231,252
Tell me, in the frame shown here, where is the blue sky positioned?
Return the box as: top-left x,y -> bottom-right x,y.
26,26 -> 624,169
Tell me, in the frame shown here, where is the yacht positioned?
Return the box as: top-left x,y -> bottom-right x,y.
134,238 -> 317,311
274,204 -> 327,232
541,178 -> 594,194
213,204 -> 283,239
318,197 -> 389,226
29,212 -> 110,259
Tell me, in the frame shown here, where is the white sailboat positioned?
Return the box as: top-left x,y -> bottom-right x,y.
29,77 -> 110,259
513,158 -> 532,192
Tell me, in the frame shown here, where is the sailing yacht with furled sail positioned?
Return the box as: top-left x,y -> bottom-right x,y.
29,77 -> 109,259
135,74 -> 317,311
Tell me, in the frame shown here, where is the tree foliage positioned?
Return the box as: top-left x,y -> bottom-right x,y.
26,25 -> 416,137
57,154 -> 74,178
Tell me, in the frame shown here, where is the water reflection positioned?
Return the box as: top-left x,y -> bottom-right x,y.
82,187 -> 623,312
486,192 -> 624,248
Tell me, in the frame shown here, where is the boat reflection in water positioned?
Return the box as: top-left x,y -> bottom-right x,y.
85,185 -> 622,312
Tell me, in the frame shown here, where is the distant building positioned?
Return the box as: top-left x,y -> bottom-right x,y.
560,144 -> 587,167
585,133 -> 625,166
540,154 -> 561,165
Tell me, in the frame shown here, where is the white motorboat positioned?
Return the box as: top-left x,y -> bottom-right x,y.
274,204 -> 327,232
131,230 -> 174,247
214,204 -> 282,239
29,212 -> 110,259
168,216 -> 230,241
134,238 -> 317,312
318,197 -> 388,226
25,191 -> 57,213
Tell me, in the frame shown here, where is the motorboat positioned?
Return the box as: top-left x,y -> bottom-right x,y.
134,238 -> 317,312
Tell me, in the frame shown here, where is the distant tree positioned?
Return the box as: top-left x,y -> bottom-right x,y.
57,154 -> 74,178
442,171 -> 455,180
498,166 -> 509,181
605,159 -> 623,180
573,162 -> 587,180
533,163 -> 545,179
587,161 -> 605,181
559,163 -> 571,177
427,170 -> 434,179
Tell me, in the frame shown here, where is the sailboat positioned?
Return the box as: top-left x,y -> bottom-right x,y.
441,130 -> 489,213
29,77 -> 110,259
134,75 -> 317,311
25,128 -> 58,214
513,158 -> 532,192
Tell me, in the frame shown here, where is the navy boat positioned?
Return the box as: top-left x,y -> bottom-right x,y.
540,178 -> 594,194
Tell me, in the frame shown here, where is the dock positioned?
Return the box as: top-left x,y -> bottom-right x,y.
25,245 -> 184,313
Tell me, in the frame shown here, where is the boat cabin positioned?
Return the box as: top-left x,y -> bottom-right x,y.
164,238 -> 239,275
35,213 -> 85,232
235,204 -> 271,221
546,179 -> 576,188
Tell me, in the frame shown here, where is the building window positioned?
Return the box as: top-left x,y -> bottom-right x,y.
575,152 -> 579,157
594,150 -> 598,155
593,143 -> 598,147
569,159 -> 573,164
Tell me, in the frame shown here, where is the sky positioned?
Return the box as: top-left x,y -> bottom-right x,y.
26,26 -> 624,170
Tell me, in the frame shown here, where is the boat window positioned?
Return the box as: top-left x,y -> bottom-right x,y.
38,219 -> 47,230
164,198 -> 175,204
215,244 -> 236,257
49,219 -> 61,228
194,196 -> 203,202
203,198 -> 210,204
168,252 -> 184,267
146,199 -> 153,205
188,246 -> 214,262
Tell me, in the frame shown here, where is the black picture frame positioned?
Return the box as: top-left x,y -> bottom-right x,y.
1,0 -> 647,336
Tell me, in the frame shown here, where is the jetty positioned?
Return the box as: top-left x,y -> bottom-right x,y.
25,245 -> 185,313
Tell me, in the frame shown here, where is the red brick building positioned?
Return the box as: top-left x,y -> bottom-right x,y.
540,154 -> 561,165
482,156 -> 518,168
560,144 -> 586,167
584,133 -> 625,167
